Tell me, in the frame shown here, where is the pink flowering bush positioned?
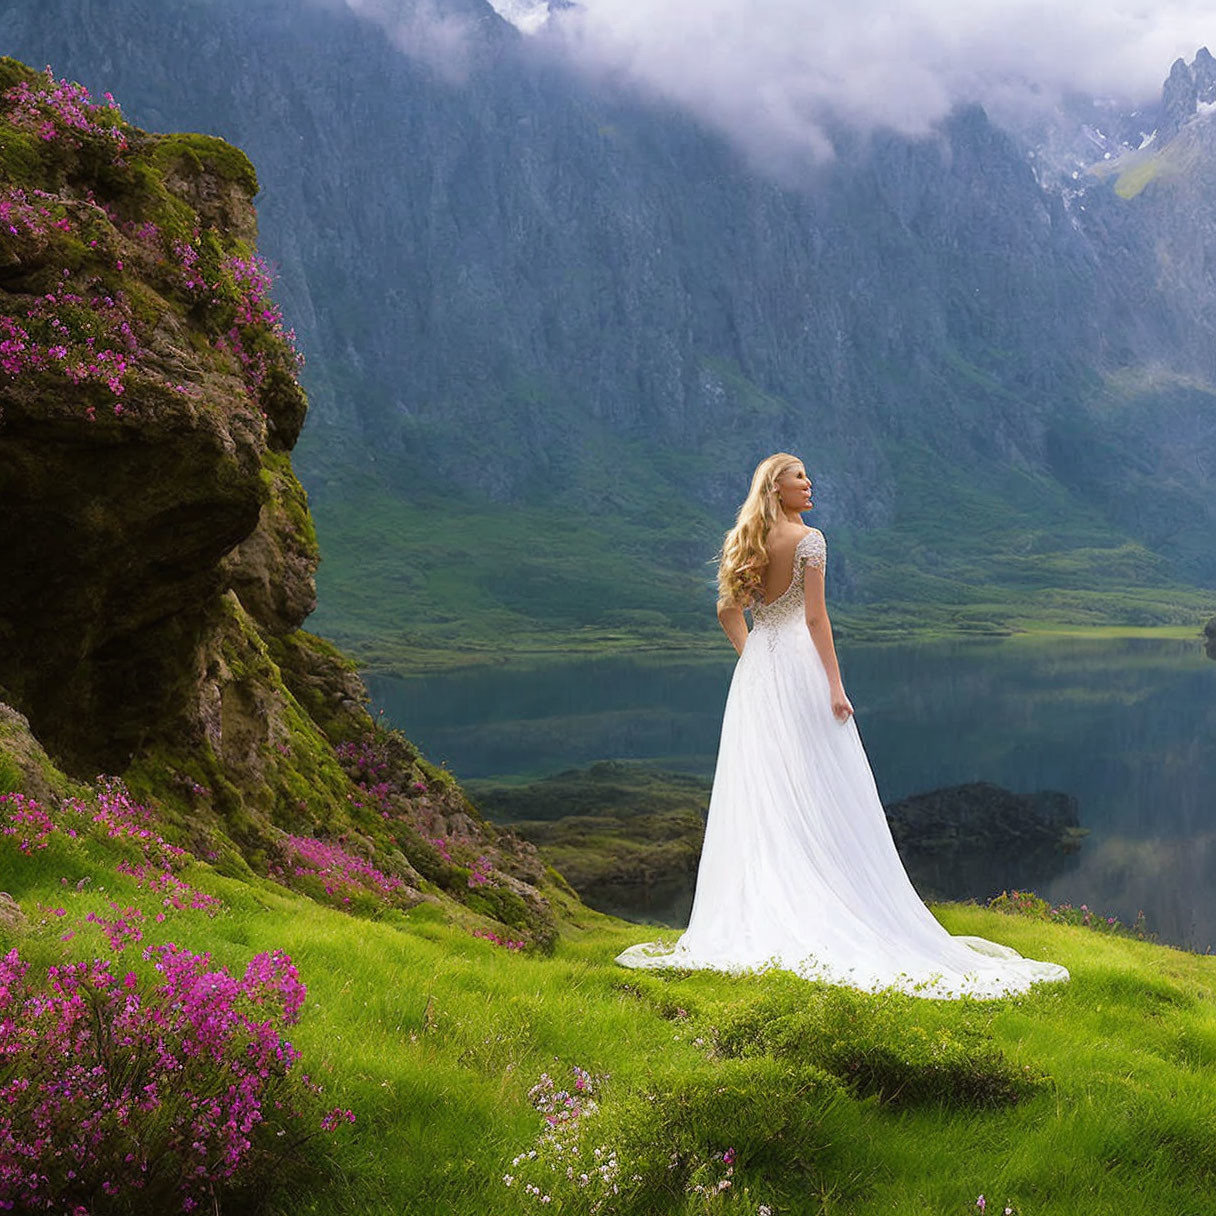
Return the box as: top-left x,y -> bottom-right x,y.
0,186 -> 76,258
0,791 -> 58,853
84,901 -> 145,951
0,942 -> 347,1213
0,66 -> 304,423
468,855 -> 494,888
3,67 -> 127,156
334,739 -> 391,784
0,269 -> 143,407
988,889 -> 1155,942
184,246 -> 305,398
273,833 -> 414,909
0,779 -> 222,922
330,731 -> 557,950
472,927 -> 527,951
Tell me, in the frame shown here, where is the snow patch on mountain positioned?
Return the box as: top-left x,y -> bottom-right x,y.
487,0 -> 551,34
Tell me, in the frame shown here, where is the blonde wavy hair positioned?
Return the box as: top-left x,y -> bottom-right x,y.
716,452 -> 804,609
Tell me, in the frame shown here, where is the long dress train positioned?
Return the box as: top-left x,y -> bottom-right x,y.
615,529 -> 1070,1000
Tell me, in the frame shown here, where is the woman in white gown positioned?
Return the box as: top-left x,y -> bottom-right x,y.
616,453 -> 1070,999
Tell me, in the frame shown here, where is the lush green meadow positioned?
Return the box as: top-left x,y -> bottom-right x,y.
305,473 -> 1216,678
9,819 -> 1216,1216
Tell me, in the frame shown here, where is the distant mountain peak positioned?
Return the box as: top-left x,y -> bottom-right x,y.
485,0 -> 551,34
1193,46 -> 1216,105
1162,55 -> 1199,137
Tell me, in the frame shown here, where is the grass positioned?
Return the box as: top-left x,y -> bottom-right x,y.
302,454 -> 1216,677
8,819 -> 1216,1214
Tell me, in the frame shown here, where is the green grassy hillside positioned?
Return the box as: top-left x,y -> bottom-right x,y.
6,760 -> 1216,1215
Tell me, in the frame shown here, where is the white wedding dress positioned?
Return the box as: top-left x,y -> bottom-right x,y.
616,529 -> 1070,1000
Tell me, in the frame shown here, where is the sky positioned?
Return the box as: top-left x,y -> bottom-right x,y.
342,0 -> 1215,162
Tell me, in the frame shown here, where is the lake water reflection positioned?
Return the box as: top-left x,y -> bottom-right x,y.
369,635 -> 1216,950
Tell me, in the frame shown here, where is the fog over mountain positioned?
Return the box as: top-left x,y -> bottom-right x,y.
342,0 -> 1216,165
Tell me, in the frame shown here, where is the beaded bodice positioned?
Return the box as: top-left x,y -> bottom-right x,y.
750,529 -> 827,633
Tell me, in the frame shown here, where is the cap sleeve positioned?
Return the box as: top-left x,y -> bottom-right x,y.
797,528 -> 827,573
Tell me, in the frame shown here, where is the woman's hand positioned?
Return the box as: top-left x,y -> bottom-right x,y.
830,684 -> 854,723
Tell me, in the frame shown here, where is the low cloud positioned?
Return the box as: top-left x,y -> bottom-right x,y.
330,0 -> 1214,163
328,0 -> 481,80
545,0 -> 1214,161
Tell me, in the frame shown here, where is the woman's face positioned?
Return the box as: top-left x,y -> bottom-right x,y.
775,464 -> 813,513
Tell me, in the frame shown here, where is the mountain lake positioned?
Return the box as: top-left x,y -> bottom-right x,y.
368,633 -> 1216,951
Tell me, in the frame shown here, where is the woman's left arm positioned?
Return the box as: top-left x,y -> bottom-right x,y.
717,601 -> 749,657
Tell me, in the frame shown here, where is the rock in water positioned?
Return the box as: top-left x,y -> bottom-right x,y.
884,782 -> 1087,902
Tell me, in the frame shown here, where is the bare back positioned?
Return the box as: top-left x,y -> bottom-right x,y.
758,526 -> 814,606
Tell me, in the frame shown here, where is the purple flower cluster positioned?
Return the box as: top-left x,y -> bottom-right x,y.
0,942 -> 337,1213
335,739 -> 390,782
0,186 -> 73,251
988,889 -> 1152,940
0,253 -> 143,408
472,928 -> 527,951
319,1107 -> 356,1132
115,860 -> 223,917
3,68 -> 126,154
276,834 -> 409,906
335,740 -> 395,815
1,780 -> 222,922
203,252 -> 303,396
84,902 -> 144,952
0,793 -> 61,853
0,66 -> 305,422
527,1067 -> 599,1129
467,856 -> 494,888
335,738 -> 443,828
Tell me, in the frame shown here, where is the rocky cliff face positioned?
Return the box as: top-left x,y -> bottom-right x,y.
0,57 -> 312,774
0,58 -> 560,946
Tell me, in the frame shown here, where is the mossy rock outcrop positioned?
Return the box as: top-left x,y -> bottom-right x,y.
0,59 -> 561,946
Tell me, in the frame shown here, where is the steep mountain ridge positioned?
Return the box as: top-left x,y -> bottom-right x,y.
1,4 -> 1214,663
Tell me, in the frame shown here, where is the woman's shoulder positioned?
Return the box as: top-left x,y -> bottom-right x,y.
796,527 -> 827,567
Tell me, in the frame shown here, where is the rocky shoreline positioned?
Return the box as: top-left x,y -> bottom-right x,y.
472,763 -> 1087,924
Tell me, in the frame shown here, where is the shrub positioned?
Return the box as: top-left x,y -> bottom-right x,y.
988,888 -> 1156,942
501,1058 -> 835,1213
0,943 -> 349,1213
700,980 -> 1046,1109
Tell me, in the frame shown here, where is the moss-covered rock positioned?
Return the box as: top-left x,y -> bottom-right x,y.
0,58 -> 564,947
0,702 -> 77,802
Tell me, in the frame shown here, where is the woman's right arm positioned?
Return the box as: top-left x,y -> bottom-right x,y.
802,565 -> 854,722
717,601 -> 749,657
